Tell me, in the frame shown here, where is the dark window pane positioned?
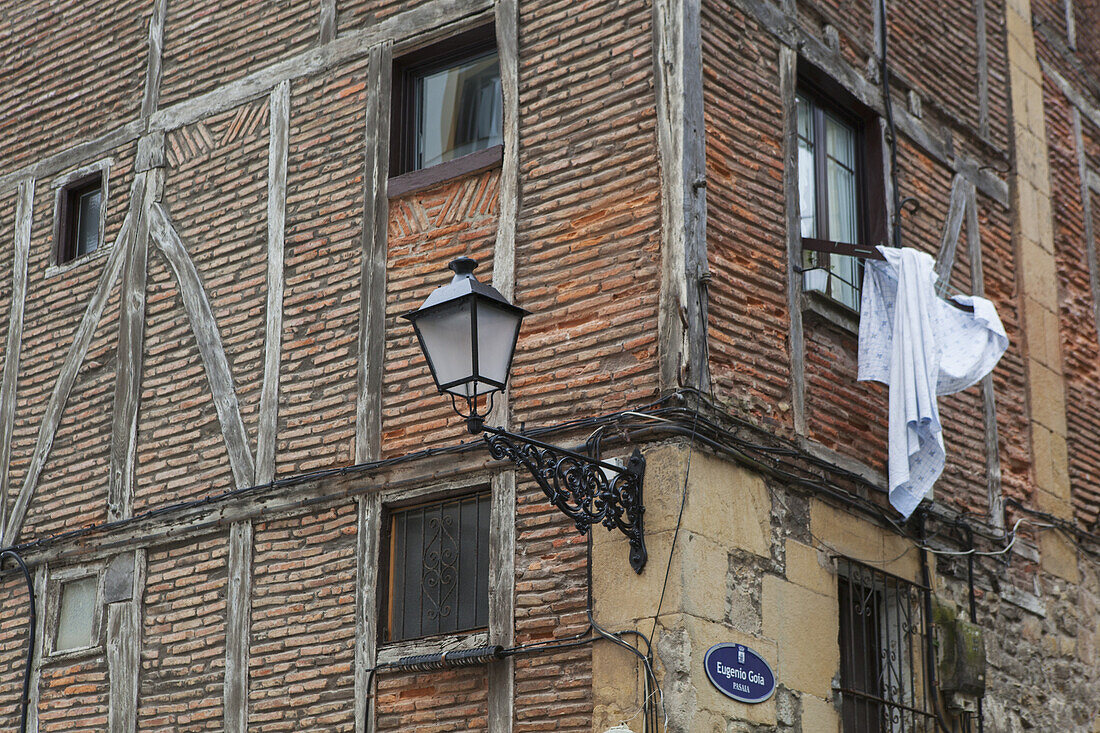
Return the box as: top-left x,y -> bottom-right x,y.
387,492 -> 491,642
415,52 -> 502,169
75,187 -> 101,257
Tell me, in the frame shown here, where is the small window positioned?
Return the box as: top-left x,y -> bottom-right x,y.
54,575 -> 99,652
797,90 -> 865,311
57,174 -> 104,265
837,558 -> 934,732
391,26 -> 502,177
384,492 -> 491,643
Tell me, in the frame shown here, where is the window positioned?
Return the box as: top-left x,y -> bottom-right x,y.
837,558 -> 934,732
391,26 -> 503,179
383,492 -> 491,642
44,567 -> 104,657
797,90 -> 864,311
56,173 -> 104,266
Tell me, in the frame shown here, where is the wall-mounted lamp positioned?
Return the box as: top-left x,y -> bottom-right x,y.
403,258 -> 647,572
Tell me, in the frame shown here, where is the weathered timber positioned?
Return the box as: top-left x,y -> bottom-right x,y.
225,521 -> 252,733
486,0 -> 519,433
966,185 -> 1004,530
1073,110 -> 1100,343
487,470 -> 516,733
257,81 -> 290,485
654,0 -> 710,392
109,169 -> 154,522
107,550 -> 144,732
148,203 -> 257,489
319,0 -> 337,44
780,45 -> 807,434
934,174 -> 970,295
356,42 -> 392,465
974,0 -> 990,139
142,0 -> 167,119
0,178 -> 33,532
355,494 -> 381,733
2,201 -> 135,546
1041,59 -> 1100,134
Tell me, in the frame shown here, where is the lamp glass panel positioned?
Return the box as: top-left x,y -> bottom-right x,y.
415,299 -> 474,393
476,302 -> 522,389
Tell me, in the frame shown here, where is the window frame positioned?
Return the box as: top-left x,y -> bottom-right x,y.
43,563 -> 106,661
388,24 -> 503,197
795,69 -> 887,323
379,489 -> 492,645
50,159 -> 112,273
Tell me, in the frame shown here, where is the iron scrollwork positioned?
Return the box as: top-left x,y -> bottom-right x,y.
481,427 -> 647,573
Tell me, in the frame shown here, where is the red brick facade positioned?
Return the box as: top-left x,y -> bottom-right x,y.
0,0 -> 1097,731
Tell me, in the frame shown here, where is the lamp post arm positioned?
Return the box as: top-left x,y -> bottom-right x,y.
476,424 -> 647,573
1,548 -> 36,733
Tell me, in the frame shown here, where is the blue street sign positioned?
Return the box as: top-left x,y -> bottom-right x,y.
703,643 -> 777,704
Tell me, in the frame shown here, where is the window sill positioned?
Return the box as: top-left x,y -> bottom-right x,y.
43,642 -> 103,665
377,629 -> 490,664
388,144 -> 503,199
801,290 -> 860,336
44,244 -> 112,280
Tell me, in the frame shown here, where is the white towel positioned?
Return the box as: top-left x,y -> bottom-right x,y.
858,247 -> 1008,519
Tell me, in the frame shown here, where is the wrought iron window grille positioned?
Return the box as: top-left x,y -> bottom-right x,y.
836,557 -> 935,732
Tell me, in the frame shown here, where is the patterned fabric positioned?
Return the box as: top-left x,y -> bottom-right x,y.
858,247 -> 1008,518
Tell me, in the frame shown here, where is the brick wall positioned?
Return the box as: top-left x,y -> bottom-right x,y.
511,0 -> 662,429
383,170 -> 499,459
374,667 -> 490,731
250,504 -> 358,730
0,573 -> 31,731
277,63 -> 366,476
140,535 -> 229,731
0,1 -> 147,172
159,0 -> 318,108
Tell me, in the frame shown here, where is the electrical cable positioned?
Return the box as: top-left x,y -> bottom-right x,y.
0,549 -> 36,733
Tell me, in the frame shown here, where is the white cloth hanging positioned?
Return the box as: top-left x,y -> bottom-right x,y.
858,246 -> 1008,519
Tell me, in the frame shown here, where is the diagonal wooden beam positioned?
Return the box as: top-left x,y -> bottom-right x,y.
934,174 -> 971,296
148,203 -> 256,490
2,187 -> 136,546
256,81 -> 290,485
0,178 -> 34,533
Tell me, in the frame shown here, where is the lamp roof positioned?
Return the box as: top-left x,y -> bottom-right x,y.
403,257 -> 529,319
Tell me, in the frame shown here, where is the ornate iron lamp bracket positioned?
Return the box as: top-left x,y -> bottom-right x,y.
478,424 -> 647,573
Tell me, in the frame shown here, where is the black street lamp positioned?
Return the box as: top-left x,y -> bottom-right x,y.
403,258 -> 647,572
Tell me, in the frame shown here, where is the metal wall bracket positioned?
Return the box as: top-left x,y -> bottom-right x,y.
480,425 -> 647,573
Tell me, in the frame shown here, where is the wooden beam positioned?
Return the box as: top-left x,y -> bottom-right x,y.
109,160 -> 156,522
934,174 -> 970,296
487,470 -> 516,733
142,0 -> 167,119
780,45 -> 807,435
1073,110 -> 1100,344
355,494 -> 382,733
224,521 -> 252,733
148,203 -> 257,489
257,81 -> 290,485
654,0 -> 710,392
974,0 -> 990,139
356,42 -> 392,465
107,550 -> 144,732
966,187 -> 1004,530
0,178 -> 33,532
487,0 -> 519,432
319,0 -> 337,44
2,199 -> 135,546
